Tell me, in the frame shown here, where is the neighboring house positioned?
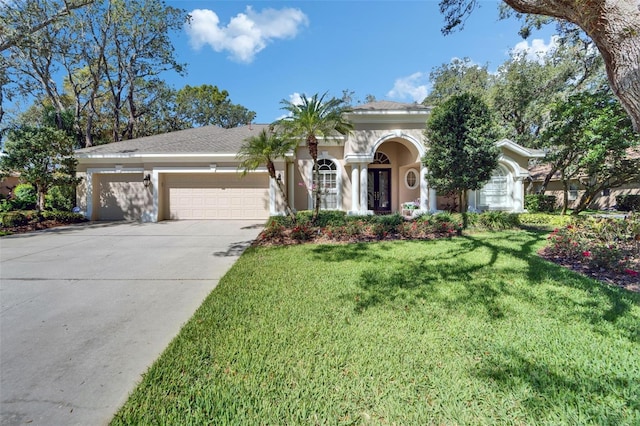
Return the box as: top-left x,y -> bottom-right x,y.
75,101 -> 543,222
528,147 -> 640,211
0,173 -> 20,198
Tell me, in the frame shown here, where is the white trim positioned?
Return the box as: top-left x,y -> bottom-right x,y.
497,139 -> 545,158
371,131 -> 426,158
404,168 -> 419,190
305,154 -> 343,210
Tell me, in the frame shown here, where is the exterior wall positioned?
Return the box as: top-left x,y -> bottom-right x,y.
539,180 -> 640,211
1,175 -> 20,197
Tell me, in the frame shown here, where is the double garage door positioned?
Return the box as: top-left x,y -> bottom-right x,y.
165,173 -> 270,220
95,172 -> 270,221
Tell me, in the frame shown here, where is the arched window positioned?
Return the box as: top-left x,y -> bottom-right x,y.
372,152 -> 390,164
318,159 -> 338,209
478,166 -> 509,209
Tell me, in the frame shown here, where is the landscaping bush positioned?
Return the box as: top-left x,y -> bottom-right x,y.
616,194 -> 640,212
313,210 -> 348,227
544,214 -> 639,273
1,211 -> 30,227
45,185 -> 75,211
40,210 -> 86,223
13,183 -> 37,210
525,194 -> 557,213
518,213 -> 575,228
477,211 -> 521,230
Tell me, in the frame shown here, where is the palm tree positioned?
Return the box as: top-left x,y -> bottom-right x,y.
278,92 -> 353,222
237,127 -> 297,222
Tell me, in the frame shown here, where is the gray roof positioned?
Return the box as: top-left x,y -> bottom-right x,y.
75,124 -> 270,156
351,101 -> 431,112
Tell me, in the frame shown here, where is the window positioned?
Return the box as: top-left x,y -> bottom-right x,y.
405,168 -> 419,189
568,184 -> 579,201
372,152 -> 390,164
318,159 -> 338,209
478,167 -> 509,208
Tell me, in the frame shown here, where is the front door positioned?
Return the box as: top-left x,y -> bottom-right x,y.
368,169 -> 391,213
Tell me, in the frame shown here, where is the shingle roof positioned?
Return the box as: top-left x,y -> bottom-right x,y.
75,124 -> 270,156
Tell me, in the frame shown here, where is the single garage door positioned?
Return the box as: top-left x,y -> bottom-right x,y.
96,173 -> 150,221
166,173 -> 270,220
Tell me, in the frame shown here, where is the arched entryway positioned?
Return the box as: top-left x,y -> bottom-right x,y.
370,138 -> 422,213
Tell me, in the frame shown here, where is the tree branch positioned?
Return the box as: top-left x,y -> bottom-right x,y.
0,0 -> 95,52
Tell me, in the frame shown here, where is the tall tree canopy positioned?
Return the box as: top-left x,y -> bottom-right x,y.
0,126 -> 78,211
539,89 -> 640,214
423,93 -> 500,212
175,85 -> 256,129
2,0 -> 189,146
438,0 -> 640,131
422,58 -> 491,107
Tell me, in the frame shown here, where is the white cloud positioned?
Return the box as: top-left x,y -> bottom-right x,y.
387,72 -> 430,103
186,6 -> 309,63
275,92 -> 304,120
511,36 -> 560,62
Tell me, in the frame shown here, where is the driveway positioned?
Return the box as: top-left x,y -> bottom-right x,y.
0,220 -> 264,426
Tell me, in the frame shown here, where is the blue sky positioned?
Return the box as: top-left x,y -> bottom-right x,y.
168,1 -> 555,123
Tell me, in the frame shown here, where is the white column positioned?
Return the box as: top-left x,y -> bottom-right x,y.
287,162 -> 295,211
269,175 -> 278,215
360,163 -> 368,213
149,171 -> 159,222
429,188 -> 438,212
85,170 -> 94,221
420,166 -> 428,211
514,176 -> 524,212
351,164 -> 360,212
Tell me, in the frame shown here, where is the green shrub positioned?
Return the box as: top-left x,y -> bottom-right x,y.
616,194 -> 640,212
13,183 -> 37,210
518,213 -> 575,228
45,185 -> 75,211
266,215 -> 294,228
525,194 -> 557,213
1,211 -> 29,227
371,213 -> 404,228
313,210 -> 347,227
545,215 -> 639,272
40,210 -> 85,223
477,211 -> 521,230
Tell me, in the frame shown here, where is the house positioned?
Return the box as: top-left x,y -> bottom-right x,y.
75,101 -> 543,221
528,147 -> 640,211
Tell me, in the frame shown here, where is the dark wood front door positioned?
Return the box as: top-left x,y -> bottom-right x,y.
368,169 -> 391,213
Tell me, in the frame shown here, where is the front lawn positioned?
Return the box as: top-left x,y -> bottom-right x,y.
112,230 -> 640,425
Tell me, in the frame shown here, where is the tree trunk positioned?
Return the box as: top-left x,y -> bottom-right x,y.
36,186 -> 46,212
267,160 -> 296,223
561,178 -> 569,215
307,134 -> 321,223
504,0 -> 640,131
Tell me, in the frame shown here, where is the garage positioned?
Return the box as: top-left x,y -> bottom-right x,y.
164,173 -> 270,220
95,173 -> 151,221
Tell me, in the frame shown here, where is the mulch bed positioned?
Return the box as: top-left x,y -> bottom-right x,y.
539,248 -> 640,293
1,219 -> 78,235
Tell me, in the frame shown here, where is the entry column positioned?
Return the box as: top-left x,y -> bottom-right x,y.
351,164 -> 360,212
359,163 -> 368,213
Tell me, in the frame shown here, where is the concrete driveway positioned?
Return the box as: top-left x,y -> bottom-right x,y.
0,220 -> 264,425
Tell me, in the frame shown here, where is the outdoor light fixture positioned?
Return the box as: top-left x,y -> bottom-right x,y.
276,173 -> 282,183
143,174 -> 151,188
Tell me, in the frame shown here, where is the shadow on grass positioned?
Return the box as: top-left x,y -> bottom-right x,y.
475,347 -> 639,423
311,228 -> 639,343
310,242 -> 383,262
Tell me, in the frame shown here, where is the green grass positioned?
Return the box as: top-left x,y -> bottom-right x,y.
112,230 -> 640,425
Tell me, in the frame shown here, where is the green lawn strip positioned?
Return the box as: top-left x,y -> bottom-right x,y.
111,230 -> 640,425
